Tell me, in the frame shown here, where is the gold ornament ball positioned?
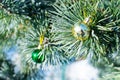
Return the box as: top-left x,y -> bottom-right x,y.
72,22 -> 90,40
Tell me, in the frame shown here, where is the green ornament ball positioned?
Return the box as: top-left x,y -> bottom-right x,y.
72,22 -> 90,41
32,49 -> 45,63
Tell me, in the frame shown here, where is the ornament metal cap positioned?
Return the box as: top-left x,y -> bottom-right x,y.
83,16 -> 92,25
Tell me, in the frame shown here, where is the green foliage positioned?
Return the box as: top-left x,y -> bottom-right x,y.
50,0 -> 120,61
50,0 -> 120,79
0,0 -> 120,79
18,25 -> 69,70
1,0 -> 55,18
0,6 -> 31,53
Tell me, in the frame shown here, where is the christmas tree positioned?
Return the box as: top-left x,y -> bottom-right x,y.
0,0 -> 120,80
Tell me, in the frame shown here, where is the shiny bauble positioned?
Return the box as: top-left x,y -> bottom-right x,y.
72,22 -> 90,40
32,49 -> 45,63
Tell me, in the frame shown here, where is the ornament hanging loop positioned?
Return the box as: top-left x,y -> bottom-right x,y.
38,34 -> 44,49
83,16 -> 92,25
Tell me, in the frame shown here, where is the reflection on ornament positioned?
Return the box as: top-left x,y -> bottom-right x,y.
32,49 -> 45,63
72,22 -> 90,40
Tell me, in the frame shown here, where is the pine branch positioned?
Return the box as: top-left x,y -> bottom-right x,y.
18,25 -> 69,70
1,0 -> 55,18
50,0 -> 120,63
